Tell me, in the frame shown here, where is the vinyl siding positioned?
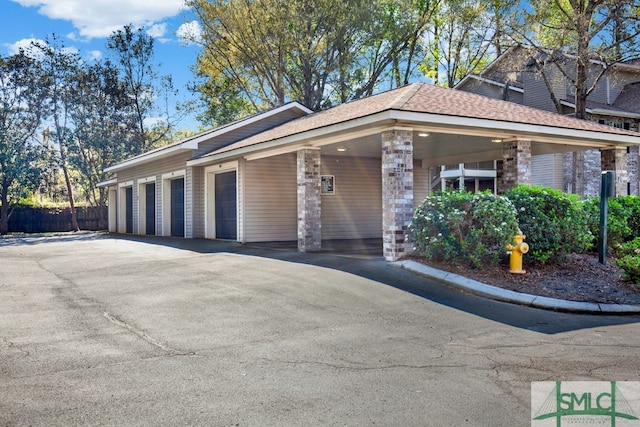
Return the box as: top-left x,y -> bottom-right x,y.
320,156 -> 382,240
117,152 -> 192,182
193,110 -> 305,158
244,153 -> 298,242
523,72 -> 562,112
413,161 -> 430,208
185,166 -> 205,238
531,153 -> 564,190
459,79 -> 504,99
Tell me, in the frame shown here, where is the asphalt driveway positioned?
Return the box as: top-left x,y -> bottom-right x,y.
1,233 -> 639,426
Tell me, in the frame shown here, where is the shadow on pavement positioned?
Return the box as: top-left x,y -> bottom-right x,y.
8,232 -> 640,335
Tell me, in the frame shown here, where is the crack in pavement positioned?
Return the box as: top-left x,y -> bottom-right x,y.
0,337 -> 30,357
103,312 -> 194,356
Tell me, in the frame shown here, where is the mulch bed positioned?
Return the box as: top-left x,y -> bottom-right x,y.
409,253 -> 640,305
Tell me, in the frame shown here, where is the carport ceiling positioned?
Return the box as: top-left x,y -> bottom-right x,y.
319,130 -> 588,168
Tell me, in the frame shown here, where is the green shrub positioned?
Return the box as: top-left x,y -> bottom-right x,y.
409,191 -> 519,268
615,238 -> 640,283
505,185 -> 592,264
583,196 -> 640,251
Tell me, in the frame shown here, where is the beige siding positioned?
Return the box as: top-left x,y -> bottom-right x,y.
117,153 -> 192,182
321,156 -> 382,240
185,166 -> 205,238
244,154 -> 298,242
531,153 -> 564,190
413,161 -> 430,208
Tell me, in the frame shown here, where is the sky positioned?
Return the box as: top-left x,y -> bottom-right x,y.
0,0 -> 204,131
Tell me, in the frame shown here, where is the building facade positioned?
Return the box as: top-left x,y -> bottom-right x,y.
456,45 -> 640,196
101,83 -> 640,260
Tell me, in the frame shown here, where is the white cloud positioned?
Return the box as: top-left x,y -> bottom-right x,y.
177,20 -> 202,45
147,23 -> 167,39
88,50 -> 102,61
10,0 -> 186,39
5,38 -> 47,58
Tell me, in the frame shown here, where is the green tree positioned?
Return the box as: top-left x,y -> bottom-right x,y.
421,0 -> 517,87
0,51 -> 46,234
187,0 -> 435,126
34,36 -> 82,231
68,60 -> 136,206
512,0 -> 640,119
107,25 -> 177,153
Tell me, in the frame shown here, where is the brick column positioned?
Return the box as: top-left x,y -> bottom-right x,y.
601,147 -> 628,196
583,149 -> 602,197
297,148 -> 322,252
382,128 -> 413,262
498,138 -> 531,193
572,151 -> 585,196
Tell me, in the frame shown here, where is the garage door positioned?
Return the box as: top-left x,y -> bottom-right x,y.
145,183 -> 155,235
215,171 -> 237,240
170,178 -> 184,237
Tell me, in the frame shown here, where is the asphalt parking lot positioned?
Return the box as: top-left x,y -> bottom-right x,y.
1,233 -> 639,426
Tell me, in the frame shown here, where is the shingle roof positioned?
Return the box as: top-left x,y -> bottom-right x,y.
613,82 -> 640,113
205,82 -> 638,158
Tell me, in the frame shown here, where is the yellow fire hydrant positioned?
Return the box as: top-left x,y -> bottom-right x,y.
506,229 -> 529,274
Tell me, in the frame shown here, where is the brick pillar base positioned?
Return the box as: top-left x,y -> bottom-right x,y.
297,148 -> 321,252
498,139 -> 531,193
601,148 -> 628,196
382,128 -> 413,261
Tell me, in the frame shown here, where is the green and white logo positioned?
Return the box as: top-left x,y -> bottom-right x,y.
532,381 -> 640,427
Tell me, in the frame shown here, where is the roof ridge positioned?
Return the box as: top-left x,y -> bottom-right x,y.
389,82 -> 424,109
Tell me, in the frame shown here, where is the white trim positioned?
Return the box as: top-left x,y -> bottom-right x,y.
137,178 -> 157,236
118,184 -> 133,234
204,162 -> 238,240
190,108 -> 640,166
105,145 -> 192,173
391,110 -> 640,146
188,114 -> 397,165
454,74 -> 524,93
97,178 -> 117,188
104,102 -> 312,173
138,175 -> 156,184
162,169 -> 185,180
560,99 -> 640,119
108,187 -> 117,233
161,170 -> 186,237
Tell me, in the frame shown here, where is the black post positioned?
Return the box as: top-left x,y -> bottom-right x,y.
598,171 -> 615,265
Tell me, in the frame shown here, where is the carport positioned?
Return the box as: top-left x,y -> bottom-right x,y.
186,83 -> 640,261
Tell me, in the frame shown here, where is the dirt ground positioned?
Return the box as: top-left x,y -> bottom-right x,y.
413,253 -> 640,305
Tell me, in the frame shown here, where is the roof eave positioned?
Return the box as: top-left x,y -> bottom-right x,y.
104,102 -> 313,174
454,74 -> 524,93
393,110 -> 640,146
560,99 -> 640,119
186,111 -> 398,166
97,178 -> 117,188
188,108 -> 640,166
104,145 -> 193,173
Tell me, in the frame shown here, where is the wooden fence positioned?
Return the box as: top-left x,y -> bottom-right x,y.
7,206 -> 108,233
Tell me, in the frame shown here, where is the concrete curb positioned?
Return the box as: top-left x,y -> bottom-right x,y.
392,260 -> 640,314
